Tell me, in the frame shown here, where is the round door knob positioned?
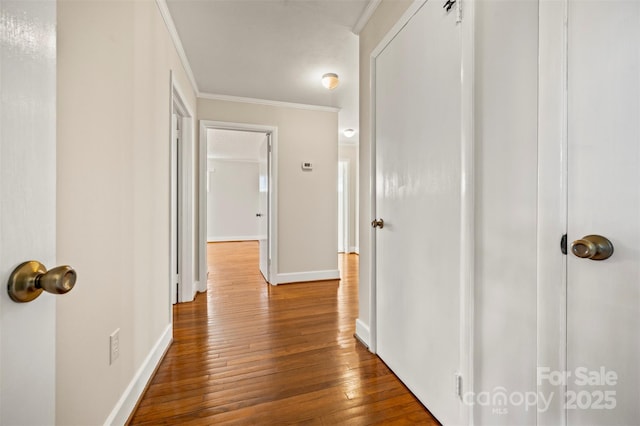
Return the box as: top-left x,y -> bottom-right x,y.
371,219 -> 384,229
7,261 -> 77,303
39,265 -> 77,294
570,235 -> 614,261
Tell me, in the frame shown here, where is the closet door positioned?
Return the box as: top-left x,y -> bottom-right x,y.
374,1 -> 462,423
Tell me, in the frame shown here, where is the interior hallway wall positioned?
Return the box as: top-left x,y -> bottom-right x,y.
199,98 -> 339,281
56,1 -> 197,424
473,1 -> 539,424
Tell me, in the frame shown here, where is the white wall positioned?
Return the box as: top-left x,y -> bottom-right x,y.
198,98 -> 339,282
358,1 -> 540,424
339,144 -> 359,253
56,1 -> 197,424
207,159 -> 260,241
473,1 -> 539,424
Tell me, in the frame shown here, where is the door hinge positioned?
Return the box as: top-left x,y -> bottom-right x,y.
455,373 -> 463,399
561,233 -> 568,255
444,0 -> 462,23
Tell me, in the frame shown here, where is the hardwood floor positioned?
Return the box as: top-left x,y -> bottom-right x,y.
129,241 -> 438,425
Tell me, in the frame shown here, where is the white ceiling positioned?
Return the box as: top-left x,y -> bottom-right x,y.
207,129 -> 266,161
165,0 -> 369,144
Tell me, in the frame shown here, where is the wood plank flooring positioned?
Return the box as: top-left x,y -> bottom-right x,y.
129,241 -> 438,425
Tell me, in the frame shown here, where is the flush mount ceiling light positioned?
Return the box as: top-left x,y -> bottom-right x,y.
322,73 -> 339,90
343,129 -> 356,138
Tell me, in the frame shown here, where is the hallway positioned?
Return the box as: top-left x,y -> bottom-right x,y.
129,242 -> 438,424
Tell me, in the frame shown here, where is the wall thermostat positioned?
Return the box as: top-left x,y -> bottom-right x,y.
301,162 -> 313,171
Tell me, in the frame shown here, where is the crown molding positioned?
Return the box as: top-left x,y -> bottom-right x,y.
198,92 -> 341,113
352,0 -> 382,35
155,0 -> 199,94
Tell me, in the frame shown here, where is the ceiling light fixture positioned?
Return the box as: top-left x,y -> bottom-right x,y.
343,129 -> 356,138
322,73 -> 339,90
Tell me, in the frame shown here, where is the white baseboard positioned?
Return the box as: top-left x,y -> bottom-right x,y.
207,235 -> 261,242
276,269 -> 340,284
192,280 -> 207,298
349,246 -> 359,254
355,319 -> 371,349
195,279 -> 207,293
104,324 -> 172,426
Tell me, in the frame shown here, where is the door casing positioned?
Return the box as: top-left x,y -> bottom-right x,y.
537,1 -> 569,423
171,74 -> 202,303
199,120 -> 279,284
338,160 -> 349,253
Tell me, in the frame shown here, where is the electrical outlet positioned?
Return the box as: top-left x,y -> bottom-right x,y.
110,328 -> 120,365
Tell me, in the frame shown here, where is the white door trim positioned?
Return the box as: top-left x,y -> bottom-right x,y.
338,160 -> 349,253
170,111 -> 179,306
537,1 -> 569,424
367,0 -> 475,422
170,73 -> 200,303
199,120 -> 279,285
459,2 -> 476,424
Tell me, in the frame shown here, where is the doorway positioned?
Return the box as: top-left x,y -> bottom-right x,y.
338,160 -> 349,253
200,121 -> 278,284
338,143 -> 359,255
170,77 -> 200,304
369,0 -> 472,424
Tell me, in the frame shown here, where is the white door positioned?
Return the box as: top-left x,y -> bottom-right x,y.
566,1 -> 640,423
374,1 -> 462,424
0,0 -> 57,424
258,133 -> 269,282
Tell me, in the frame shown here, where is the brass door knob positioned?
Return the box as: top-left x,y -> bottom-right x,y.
371,219 -> 384,229
570,235 -> 614,261
7,261 -> 77,303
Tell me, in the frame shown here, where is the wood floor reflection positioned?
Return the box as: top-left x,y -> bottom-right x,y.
129,241 -> 438,425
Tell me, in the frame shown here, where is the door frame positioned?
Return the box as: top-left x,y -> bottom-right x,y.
537,0 -> 570,423
199,120 -> 279,285
338,160 -> 349,253
170,73 -> 201,304
368,0 -> 476,422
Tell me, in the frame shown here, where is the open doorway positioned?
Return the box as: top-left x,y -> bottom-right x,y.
338,160 -> 349,253
200,121 -> 278,285
170,76 -> 201,304
338,143 -> 359,255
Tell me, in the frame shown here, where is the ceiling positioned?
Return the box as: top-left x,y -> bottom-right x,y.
165,0 -> 371,144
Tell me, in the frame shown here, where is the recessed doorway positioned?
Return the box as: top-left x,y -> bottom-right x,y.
200,121 -> 277,285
